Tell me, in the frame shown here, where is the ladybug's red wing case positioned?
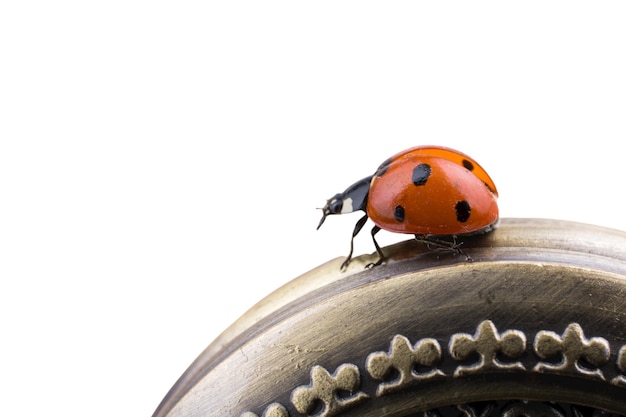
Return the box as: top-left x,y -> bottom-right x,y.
367,156 -> 498,235
376,146 -> 498,197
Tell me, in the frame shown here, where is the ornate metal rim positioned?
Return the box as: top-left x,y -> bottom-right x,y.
153,218 -> 626,417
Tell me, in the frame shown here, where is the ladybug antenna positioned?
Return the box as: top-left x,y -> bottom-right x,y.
316,208 -> 329,230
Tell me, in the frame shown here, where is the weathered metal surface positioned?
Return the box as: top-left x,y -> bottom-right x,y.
153,218 -> 626,416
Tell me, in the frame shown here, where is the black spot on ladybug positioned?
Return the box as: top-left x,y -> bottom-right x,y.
462,159 -> 474,171
412,163 -> 431,186
375,158 -> 392,177
455,200 -> 471,223
394,205 -> 405,222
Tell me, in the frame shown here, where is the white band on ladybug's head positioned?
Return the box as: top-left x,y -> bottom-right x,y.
341,197 -> 354,214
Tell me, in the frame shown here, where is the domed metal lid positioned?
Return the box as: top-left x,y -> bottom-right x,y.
154,219 -> 626,417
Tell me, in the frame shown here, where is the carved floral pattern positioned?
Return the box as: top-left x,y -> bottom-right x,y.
449,320 -> 526,376
366,334 -> 444,395
290,364 -> 368,417
533,323 -> 610,379
243,321 -> 625,417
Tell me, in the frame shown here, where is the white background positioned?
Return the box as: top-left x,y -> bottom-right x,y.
2,2 -> 626,416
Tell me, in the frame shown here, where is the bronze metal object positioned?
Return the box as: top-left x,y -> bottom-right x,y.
153,218 -> 626,416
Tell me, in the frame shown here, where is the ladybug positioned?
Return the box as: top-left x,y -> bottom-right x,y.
317,146 -> 499,269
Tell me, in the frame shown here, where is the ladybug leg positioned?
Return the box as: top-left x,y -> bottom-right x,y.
415,235 -> 472,262
366,226 -> 386,269
341,214 -> 369,270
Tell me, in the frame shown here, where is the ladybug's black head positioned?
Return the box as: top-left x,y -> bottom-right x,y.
317,193 -> 343,230
317,176 -> 372,230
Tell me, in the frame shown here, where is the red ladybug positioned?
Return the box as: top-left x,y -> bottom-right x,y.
317,146 -> 499,269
